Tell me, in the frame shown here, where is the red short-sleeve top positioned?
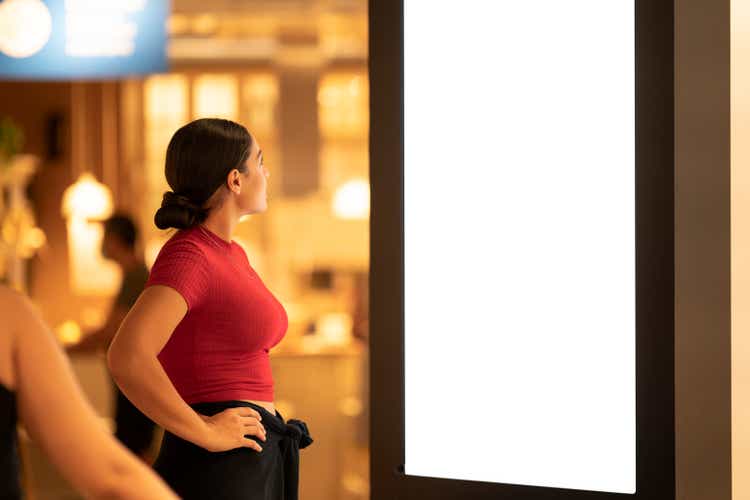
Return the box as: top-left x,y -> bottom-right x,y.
145,225 -> 288,403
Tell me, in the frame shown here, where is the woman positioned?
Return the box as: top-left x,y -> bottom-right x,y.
108,118 -> 312,500
0,286 -> 177,499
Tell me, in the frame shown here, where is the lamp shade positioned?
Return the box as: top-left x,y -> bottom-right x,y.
61,172 -> 113,220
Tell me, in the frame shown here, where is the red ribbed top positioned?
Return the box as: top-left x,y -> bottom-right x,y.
146,225 -> 288,403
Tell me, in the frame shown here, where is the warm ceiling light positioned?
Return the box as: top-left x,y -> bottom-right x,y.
56,320 -> 82,345
191,14 -> 218,35
0,0 -> 52,58
332,179 -> 370,220
168,14 -> 190,35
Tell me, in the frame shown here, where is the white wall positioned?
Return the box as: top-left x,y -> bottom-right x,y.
732,1 -> 750,498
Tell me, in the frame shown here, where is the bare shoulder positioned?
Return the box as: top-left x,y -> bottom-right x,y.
0,286 -> 36,389
0,286 -> 25,331
0,286 -> 40,330
0,284 -> 24,305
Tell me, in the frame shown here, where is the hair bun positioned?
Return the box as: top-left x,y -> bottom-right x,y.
161,191 -> 201,211
154,191 -> 208,230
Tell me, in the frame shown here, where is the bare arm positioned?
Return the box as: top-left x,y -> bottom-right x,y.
68,304 -> 128,354
7,290 -> 177,500
107,285 -> 266,452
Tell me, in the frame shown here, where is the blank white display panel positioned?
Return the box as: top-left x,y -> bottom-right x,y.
404,0 -> 635,494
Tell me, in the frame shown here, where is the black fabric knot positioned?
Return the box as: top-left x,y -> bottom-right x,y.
285,419 -> 313,449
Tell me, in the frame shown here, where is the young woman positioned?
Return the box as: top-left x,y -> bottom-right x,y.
108,118 -> 312,500
0,286 -> 176,499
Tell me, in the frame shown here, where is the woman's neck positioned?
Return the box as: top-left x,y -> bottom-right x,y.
201,205 -> 237,243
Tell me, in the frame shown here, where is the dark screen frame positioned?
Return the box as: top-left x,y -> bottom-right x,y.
369,1 -> 675,499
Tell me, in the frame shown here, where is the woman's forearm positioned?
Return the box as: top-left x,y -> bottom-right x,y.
108,347 -> 209,448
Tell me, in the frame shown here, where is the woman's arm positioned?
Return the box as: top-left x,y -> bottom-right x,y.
6,289 -> 177,499
107,285 -> 266,452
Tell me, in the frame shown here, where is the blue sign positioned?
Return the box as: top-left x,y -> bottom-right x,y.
0,0 -> 168,79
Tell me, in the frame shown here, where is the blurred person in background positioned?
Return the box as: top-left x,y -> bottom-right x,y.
0,286 -> 177,499
68,214 -> 157,460
108,118 -> 312,500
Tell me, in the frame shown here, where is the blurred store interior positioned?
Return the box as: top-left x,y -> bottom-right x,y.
0,0 -> 370,498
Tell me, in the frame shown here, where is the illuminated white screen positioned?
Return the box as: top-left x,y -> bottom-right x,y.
404,0 -> 635,494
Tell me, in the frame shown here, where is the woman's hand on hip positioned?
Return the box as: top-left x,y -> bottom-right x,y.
199,407 -> 267,452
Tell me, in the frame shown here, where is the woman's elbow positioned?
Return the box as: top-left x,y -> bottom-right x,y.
84,457 -> 152,500
107,341 -> 131,381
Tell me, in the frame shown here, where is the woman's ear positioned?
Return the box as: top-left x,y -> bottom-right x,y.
227,169 -> 242,194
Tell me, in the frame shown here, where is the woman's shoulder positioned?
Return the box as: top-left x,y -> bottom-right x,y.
148,232 -> 210,277
0,285 -> 21,305
159,228 -> 208,257
0,286 -> 45,370
0,286 -> 35,321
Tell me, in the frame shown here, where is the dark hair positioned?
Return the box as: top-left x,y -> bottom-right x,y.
154,118 -> 252,230
104,214 -> 138,249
